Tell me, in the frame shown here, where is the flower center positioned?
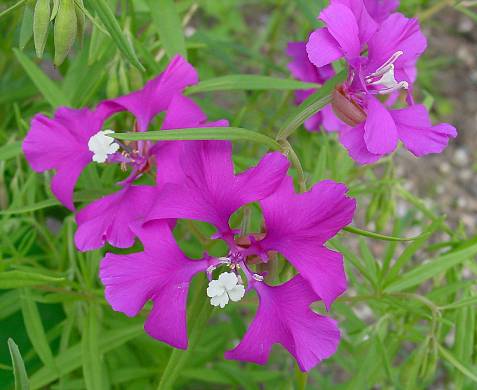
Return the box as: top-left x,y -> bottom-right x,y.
205,249 -> 264,308
88,130 -> 120,163
207,272 -> 245,308
365,51 -> 409,94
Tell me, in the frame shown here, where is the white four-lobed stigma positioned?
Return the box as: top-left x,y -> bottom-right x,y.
88,130 -> 120,163
207,272 -> 245,308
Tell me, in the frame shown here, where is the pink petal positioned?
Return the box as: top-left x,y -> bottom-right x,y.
225,275 -> 340,371
286,41 -> 335,85
75,185 -> 158,251
363,0 -> 399,22
152,94 -> 229,187
96,55 -> 198,131
364,96 -> 398,154
367,13 -> 427,79
51,155 -> 91,210
22,107 -> 102,209
147,141 -> 289,235
391,105 -> 457,157
306,28 -> 343,68
335,0 -> 378,43
258,177 -> 355,307
339,123 -> 383,164
319,3 -> 361,60
321,104 -> 351,133
99,221 -> 207,349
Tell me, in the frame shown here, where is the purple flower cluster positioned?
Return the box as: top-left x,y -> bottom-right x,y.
23,55 -> 356,371
287,0 -> 457,163
21,0 -> 458,373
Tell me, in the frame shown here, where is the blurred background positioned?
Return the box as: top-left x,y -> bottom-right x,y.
0,0 -> 476,389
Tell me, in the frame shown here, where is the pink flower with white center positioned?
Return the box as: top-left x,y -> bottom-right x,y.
99,140 -> 356,371
305,0 -> 457,164
22,56 -> 228,251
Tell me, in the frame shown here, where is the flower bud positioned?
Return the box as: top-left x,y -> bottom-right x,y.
33,0 -> 51,58
331,86 -> 367,127
54,0 -> 77,66
75,0 -> 86,46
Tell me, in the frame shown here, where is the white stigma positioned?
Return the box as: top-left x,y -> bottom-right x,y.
207,272 -> 245,308
88,130 -> 120,163
366,51 -> 409,94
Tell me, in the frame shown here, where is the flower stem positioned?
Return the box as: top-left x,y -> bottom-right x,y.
156,276 -> 213,389
295,365 -> 308,390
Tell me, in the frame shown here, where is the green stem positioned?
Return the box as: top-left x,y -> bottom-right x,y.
295,365 -> 308,390
279,139 -> 307,192
157,277 -> 213,389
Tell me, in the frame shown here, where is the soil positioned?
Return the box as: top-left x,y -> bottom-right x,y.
396,10 -> 477,234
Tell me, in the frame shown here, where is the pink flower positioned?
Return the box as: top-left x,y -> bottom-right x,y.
100,221 -> 209,349
99,140 -> 356,370
23,56 -> 230,251
304,0 -> 456,163
286,41 -> 338,132
74,94 -> 228,251
23,55 -> 197,211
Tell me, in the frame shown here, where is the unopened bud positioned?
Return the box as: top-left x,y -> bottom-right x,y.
331,86 -> 366,127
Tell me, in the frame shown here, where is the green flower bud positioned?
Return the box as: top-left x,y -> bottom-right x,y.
33,0 -> 51,58
54,0 -> 77,66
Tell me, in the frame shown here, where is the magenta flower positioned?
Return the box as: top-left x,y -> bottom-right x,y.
99,139 -> 355,370
100,220 -> 209,349
23,55 -> 197,210
224,275 -> 340,371
23,55 -> 229,251
305,0 -> 456,163
364,0 -> 399,22
74,94 -> 228,251
286,41 -> 338,132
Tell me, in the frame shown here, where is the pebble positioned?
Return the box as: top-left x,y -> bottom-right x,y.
453,148 -> 469,167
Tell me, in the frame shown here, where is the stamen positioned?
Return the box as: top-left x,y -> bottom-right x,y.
252,273 -> 264,282
88,130 -> 120,163
372,51 -> 404,76
365,51 -> 408,94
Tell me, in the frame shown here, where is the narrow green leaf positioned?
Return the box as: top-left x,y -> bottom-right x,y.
384,218 -> 443,285
344,225 -> 427,242
276,70 -> 346,140
0,141 -> 22,161
30,324 -> 142,389
82,305 -> 103,390
8,339 -> 29,390
147,0 -> 187,59
20,289 -> 56,370
0,290 -> 21,320
111,127 -> 282,151
440,296 -> 477,310
13,48 -> 70,107
0,0 -> 28,19
0,199 -> 60,215
385,241 -> 477,293
0,271 -> 65,289
86,0 -> 144,71
438,344 -> 477,382
186,75 -> 320,94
